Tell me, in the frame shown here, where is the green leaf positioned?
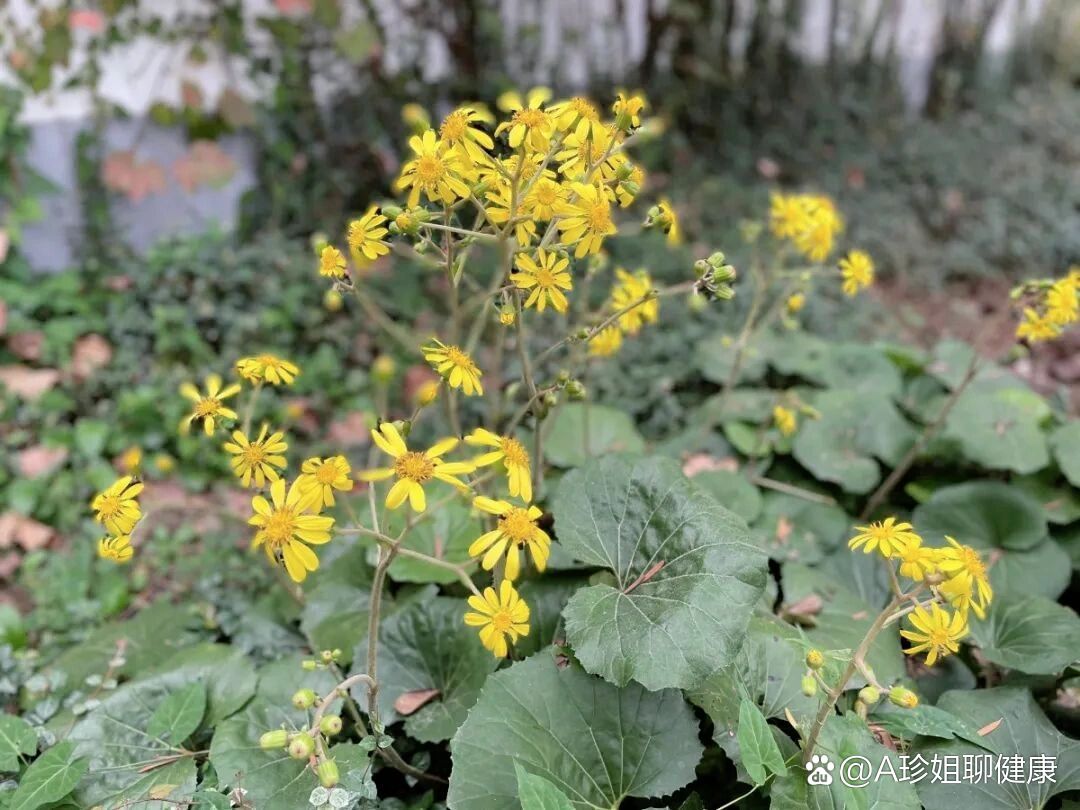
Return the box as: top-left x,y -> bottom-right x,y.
793,390 -> 915,494
447,653 -> 703,809
1051,421 -> 1080,487
553,455 -> 767,690
968,594 -> 1080,675
723,421 -> 773,457
913,688 -> 1080,810
146,682 -> 206,745
813,344 -> 903,396
544,404 -> 645,467
926,339 -> 977,390
0,714 -> 37,772
1014,473 -> 1080,525
352,596 -> 497,743
515,576 -> 589,657
913,481 -> 1047,551
944,382 -> 1050,474
695,333 -> 768,386
10,742 -> 88,810
751,493 -> 849,565
870,703 -> 985,745
73,418 -> 110,458
693,470 -> 763,522
737,698 -> 787,786
334,22 -> 378,62
382,499 -> 480,584
300,581 -> 371,661
515,762 -> 576,810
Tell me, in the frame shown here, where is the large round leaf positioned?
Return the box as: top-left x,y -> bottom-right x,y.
913,481 -> 1047,551
1051,421 -> 1080,487
943,383 -> 1050,474
694,470 -> 764,523
544,404 -> 645,468
351,596 -> 497,743
381,500 -> 481,584
553,455 -> 767,690
968,594 -> 1080,675
750,492 -> 849,565
695,333 -> 769,386
516,575 -> 590,657
447,653 -> 702,810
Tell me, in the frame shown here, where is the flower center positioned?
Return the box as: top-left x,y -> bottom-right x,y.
244,445 -> 267,465
195,397 -> 221,417
395,452 -> 434,483
491,609 -> 513,632
513,108 -> 547,129
959,548 -> 985,578
417,154 -> 445,184
440,112 -> 468,142
570,97 -> 599,120
533,182 -> 558,206
586,200 -> 612,232
263,509 -> 297,547
97,495 -> 121,518
927,627 -> 950,646
533,267 -> 556,287
316,462 -> 339,484
500,437 -> 528,467
499,508 -> 535,545
445,346 -> 472,369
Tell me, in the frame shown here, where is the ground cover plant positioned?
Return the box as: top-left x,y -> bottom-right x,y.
1,87 -> 1079,810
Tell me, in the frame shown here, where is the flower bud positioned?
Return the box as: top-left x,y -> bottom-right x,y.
889,686 -> 919,709
317,758 -> 340,788
381,204 -> 403,219
543,391 -> 559,408
288,732 -> 315,759
858,686 -> 881,706
292,689 -> 317,710
372,356 -> 396,383
556,369 -> 571,384
688,292 -> 707,313
565,380 -> 586,401
616,162 -> 635,181
323,289 -> 343,312
259,729 -> 289,750
801,675 -> 817,697
302,659 -> 317,671
320,715 -> 343,736
805,649 -> 824,670
498,306 -> 516,326
574,328 -> 591,341
416,380 -> 440,407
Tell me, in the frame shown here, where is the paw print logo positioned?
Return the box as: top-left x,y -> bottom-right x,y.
805,753 -> 835,786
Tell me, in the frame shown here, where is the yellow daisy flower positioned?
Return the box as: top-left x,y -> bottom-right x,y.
1015,307 -> 1060,343
523,176 -> 566,222
396,129 -> 471,207
423,339 -> 484,396
298,455 -> 352,508
319,245 -> 347,278
180,375 -> 241,435
847,517 -> 919,558
773,405 -> 797,437
612,91 -> 646,130
1045,277 -> 1078,326
769,193 -> 813,240
549,96 -> 601,132
495,87 -> 554,152
98,535 -> 134,563
469,497 -> 550,581
347,206 -> 390,265
224,425 -> 288,488
555,182 -> 616,257
236,355 -> 300,386
484,180 -> 537,246
438,106 -> 495,167
652,197 -> 681,245
464,428 -> 533,503
91,475 -> 144,536
464,580 -> 530,658
589,325 -> 623,357
249,477 -> 335,583
512,250 -> 573,313
900,603 -> 968,666
610,268 -> 658,335
359,423 -> 474,513
786,293 -> 806,313
553,121 -> 623,181
896,535 -> 939,582
936,536 -> 992,619
839,250 -> 874,297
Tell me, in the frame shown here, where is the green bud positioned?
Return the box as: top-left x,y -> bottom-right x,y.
714,285 -> 736,300
288,732 -> 315,759
707,251 -> 727,267
889,686 -> 919,709
619,180 -> 640,198
291,688 -> 317,710
301,659 -> 317,671
805,649 -> 825,670
713,264 -> 737,283
801,675 -> 817,697
574,328 -> 591,340
317,758 -> 340,788
693,259 -> 710,278
565,380 -> 587,401
556,369 -> 571,385
858,686 -> 881,706
332,649 -> 342,660
320,715 -> 343,736
615,162 -> 635,181
381,204 -> 402,219
320,649 -> 335,664
259,729 -> 289,750
543,391 -> 559,408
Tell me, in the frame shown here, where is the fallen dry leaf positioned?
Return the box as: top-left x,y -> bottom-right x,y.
71,334 -> 113,381
0,552 -> 20,579
774,516 -> 793,543
7,331 -> 44,361
0,512 -> 55,552
0,366 -> 61,400
781,593 -> 824,626
977,718 -> 1003,737
394,688 -> 440,716
16,445 -> 69,478
681,453 -> 738,477
173,140 -> 237,193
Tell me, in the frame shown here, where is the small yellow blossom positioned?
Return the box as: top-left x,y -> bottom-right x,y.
249,478 -> 335,583
464,580 -> 530,658
91,475 -> 144,536
396,129 -> 471,207
98,535 -> 134,564
549,96 -> 601,132
589,325 -> 623,357
512,250 -> 573,313
848,517 -> 919,558
1015,307 -> 1060,343
786,293 -> 806,313
556,182 -> 617,258
553,122 -> 623,181
936,536 -> 992,619
896,535 -> 938,582
439,106 -> 495,166
359,423 -> 474,513
610,268 -> 658,335
415,380 -> 440,407
645,198 -> 681,245
224,425 -> 288,488
839,250 -> 874,297
319,245 -> 347,279
900,603 -> 968,666
180,375 -> 241,435
118,446 -> 142,474
773,405 -> 797,437
423,339 -> 484,396
153,453 -> 176,474
612,91 -> 646,130
465,428 -> 533,503
236,355 -> 300,386
347,206 -> 390,265
1046,277 -> 1078,325
495,88 -> 554,152
469,497 -> 551,580
298,455 -> 352,508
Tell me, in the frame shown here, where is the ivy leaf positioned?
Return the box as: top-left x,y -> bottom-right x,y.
447,653 -> 703,809
10,742 -> 88,810
351,596 -> 497,743
0,714 -> 37,772
943,382 -> 1050,474
515,762 -> 576,810
146,682 -> 206,745
968,594 -> 1080,675
553,455 -> 767,690
737,698 -> 787,786
913,688 -> 1080,809
544,404 -> 645,468
1051,421 -> 1080,487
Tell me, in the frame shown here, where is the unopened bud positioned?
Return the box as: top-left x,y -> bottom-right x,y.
889,686 -> 919,709
543,391 -> 559,408
693,259 -> 710,277
259,729 -> 289,750
382,204 -> 402,219
801,675 -> 817,697
291,689 -> 317,710
416,380 -> 440,407
556,369 -> 571,385
317,758 -> 340,788
805,649 -> 824,670
302,659 -> 317,671
320,649 -> 335,664
288,732 -> 315,759
320,715 -> 343,736
565,380 -> 586,401
858,686 -> 881,706
372,356 -> 396,383
616,162 -> 635,181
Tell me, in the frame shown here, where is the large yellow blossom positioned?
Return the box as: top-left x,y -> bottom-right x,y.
464,428 -> 533,502
347,206 -> 390,265
495,88 -> 554,152
249,477 -> 335,583
1016,307 -> 1060,343
464,580 -> 530,658
224,425 -> 288,488
469,497 -> 550,580
236,355 -> 300,386
512,250 -> 573,313
556,182 -> 617,257
395,129 -> 471,207
438,106 -> 495,167
297,455 -> 352,508
901,603 -> 968,666
423,339 -> 484,396
359,423 -> 474,513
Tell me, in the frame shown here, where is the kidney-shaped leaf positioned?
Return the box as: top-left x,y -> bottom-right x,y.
544,404 -> 645,468
0,714 -> 37,772
968,594 -> 1080,675
1051,421 -> 1080,487
448,653 -> 702,810
914,481 -> 1047,551
944,383 -> 1049,474
553,455 -> 767,690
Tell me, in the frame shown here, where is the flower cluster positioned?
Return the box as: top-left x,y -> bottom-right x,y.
90,476 -> 143,563
1015,268 -> 1079,343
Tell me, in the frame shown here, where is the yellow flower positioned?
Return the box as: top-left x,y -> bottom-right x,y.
555,182 -> 617,258
347,206 -> 390,265
319,245 -> 347,279
224,425 -> 288,488
523,176 -> 566,223
98,535 -> 134,564
615,164 -> 645,208
848,517 -> 919,558
395,129 -> 471,207
439,106 -> 495,167
249,478 -> 335,583
236,355 -> 300,386
795,196 -> 844,261
901,603 -> 967,666
610,268 -> 658,335
1045,277 -> 1078,325
91,475 -> 144,536
786,293 -> 806,313
612,91 -> 646,130
769,193 -> 812,239
180,375 -> 240,435
549,96 -> 601,132
464,580 -> 530,658
153,453 -> 175,474
298,455 -> 352,508
414,379 -> 440,407
359,423 -> 474,513
512,250 -> 573,313
484,180 -> 536,246
936,537 -> 992,619
469,497 -> 550,580
324,289 -> 343,311
1015,307 -> 1060,343
465,428 -> 533,503
839,250 -> 874,297
648,197 -> 681,245
773,405 -> 797,437
423,339 -> 484,396
553,122 -> 623,182
589,325 -> 623,357
118,446 -> 142,474
495,87 -> 554,152
401,102 -> 430,133
896,535 -> 938,582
